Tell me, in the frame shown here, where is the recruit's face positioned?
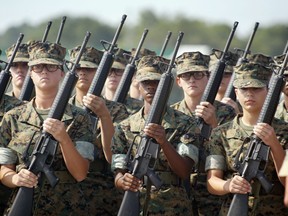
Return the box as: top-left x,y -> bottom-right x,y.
30,64 -> 64,91
218,73 -> 232,95
139,80 -> 159,104
76,67 -> 96,92
105,68 -> 124,92
176,71 -> 209,98
10,62 -> 29,88
235,87 -> 268,114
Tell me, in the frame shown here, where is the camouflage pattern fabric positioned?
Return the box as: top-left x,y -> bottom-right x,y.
275,100 -> 288,122
111,106 -> 201,215
171,99 -> 236,125
171,99 -> 236,215
0,99 -> 95,215
176,51 -> 210,76
233,62 -> 272,88
28,42 -> 66,66
0,94 -> 24,122
136,55 -> 169,82
5,42 -> 30,62
0,95 -> 24,215
69,46 -> 103,68
69,95 -> 129,215
205,115 -> 288,215
123,95 -> 143,114
112,48 -> 131,69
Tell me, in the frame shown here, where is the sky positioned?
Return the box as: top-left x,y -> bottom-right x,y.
1,0 -> 287,38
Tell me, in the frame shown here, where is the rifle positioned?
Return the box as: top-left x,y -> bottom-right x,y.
8,32 -> 91,216
227,45 -> 288,216
117,31 -> 184,216
198,21 -> 238,140
224,22 -> 259,101
84,14 -> 127,129
159,31 -> 172,57
283,40 -> 288,55
112,28 -> 149,103
19,21 -> 53,101
55,16 -> 66,45
0,33 -> 24,103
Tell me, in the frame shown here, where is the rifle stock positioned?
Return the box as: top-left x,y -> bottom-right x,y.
227,43 -> 288,216
84,14 -> 127,129
113,28 -> 148,103
8,32 -> 91,216
0,33 -> 24,103
224,22 -> 259,101
117,32 -> 184,216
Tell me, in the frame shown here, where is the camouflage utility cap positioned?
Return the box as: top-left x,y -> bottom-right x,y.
112,48 -> 131,69
28,42 -> 66,66
131,48 -> 156,68
176,51 -> 210,76
131,48 -> 157,59
233,62 -> 272,88
247,53 -> 273,67
136,55 -> 169,82
209,49 -> 239,73
6,43 -> 30,63
273,54 -> 288,75
69,46 -> 103,68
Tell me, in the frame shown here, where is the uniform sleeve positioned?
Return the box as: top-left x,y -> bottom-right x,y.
176,133 -> 199,165
111,124 -> 129,171
205,128 -> 227,171
75,141 -> 94,161
67,112 -> 96,161
0,114 -> 17,164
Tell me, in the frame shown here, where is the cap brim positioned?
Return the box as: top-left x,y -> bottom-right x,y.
112,62 -> 125,69
136,72 -> 162,82
28,58 -> 63,66
79,61 -> 98,68
177,66 -> 208,75
13,57 -> 29,63
233,79 -> 267,88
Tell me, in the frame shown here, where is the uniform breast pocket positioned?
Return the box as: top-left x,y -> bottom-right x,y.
8,128 -> 41,155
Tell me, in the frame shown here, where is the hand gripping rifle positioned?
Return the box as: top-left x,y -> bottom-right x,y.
224,22 -> 259,101
18,21 -> 53,101
8,32 -> 91,216
0,33 -> 24,103
112,28 -> 149,103
227,45 -> 288,216
117,31 -> 184,216
84,14 -> 126,130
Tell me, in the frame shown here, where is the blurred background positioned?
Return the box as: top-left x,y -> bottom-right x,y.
1,0 -> 287,102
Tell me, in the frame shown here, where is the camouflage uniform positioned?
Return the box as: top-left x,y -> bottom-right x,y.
0,95 -> 24,215
0,100 -> 95,216
205,62 -> 288,215
0,42 -> 96,216
171,51 -> 236,215
68,46 -> 130,215
112,55 -> 201,215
